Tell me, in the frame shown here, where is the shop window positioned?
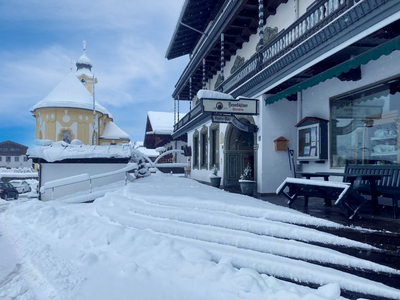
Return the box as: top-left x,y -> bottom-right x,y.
200,126 -> 208,169
330,77 -> 400,167
210,124 -> 219,168
193,131 -> 199,169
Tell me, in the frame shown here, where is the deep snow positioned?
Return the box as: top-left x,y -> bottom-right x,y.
0,173 -> 399,300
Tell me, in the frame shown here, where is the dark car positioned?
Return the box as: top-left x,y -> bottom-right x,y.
0,182 -> 19,200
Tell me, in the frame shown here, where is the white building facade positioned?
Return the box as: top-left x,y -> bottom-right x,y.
0,141 -> 33,169
166,0 -> 400,194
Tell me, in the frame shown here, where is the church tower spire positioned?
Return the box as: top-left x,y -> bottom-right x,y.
76,40 -> 96,94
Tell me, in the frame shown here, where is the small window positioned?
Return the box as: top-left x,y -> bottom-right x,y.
193,133 -> 199,168
200,126 -> 208,169
210,124 -> 219,168
23,156 -> 28,162
15,157 -> 19,162
6,156 -> 11,162
0,157 -> 2,161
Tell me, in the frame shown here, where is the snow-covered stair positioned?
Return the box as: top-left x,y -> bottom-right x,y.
94,184 -> 400,300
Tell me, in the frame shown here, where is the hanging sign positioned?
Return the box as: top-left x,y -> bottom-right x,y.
202,98 -> 258,115
212,115 -> 258,133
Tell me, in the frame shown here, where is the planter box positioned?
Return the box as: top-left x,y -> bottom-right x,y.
239,180 -> 256,196
210,176 -> 221,188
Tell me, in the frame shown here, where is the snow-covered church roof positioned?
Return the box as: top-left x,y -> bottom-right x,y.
147,111 -> 175,135
77,53 -> 93,67
30,72 -> 111,116
100,121 -> 130,140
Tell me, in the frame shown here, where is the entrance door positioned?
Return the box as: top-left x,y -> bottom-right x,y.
224,121 -> 255,187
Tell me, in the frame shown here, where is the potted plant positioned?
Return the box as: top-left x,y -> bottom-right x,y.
239,165 -> 256,196
209,164 -> 221,188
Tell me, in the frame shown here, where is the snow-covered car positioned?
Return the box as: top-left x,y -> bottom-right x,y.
0,182 -> 19,200
9,180 -> 31,194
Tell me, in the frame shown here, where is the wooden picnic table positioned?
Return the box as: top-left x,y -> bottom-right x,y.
297,171 -> 390,215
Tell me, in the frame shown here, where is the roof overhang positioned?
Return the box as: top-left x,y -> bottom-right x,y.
166,0 -> 225,60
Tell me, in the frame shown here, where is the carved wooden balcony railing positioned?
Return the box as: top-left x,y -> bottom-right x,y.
217,0 -> 349,93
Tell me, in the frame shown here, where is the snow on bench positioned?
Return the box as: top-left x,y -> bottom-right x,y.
276,178 -> 367,219
276,178 -> 351,204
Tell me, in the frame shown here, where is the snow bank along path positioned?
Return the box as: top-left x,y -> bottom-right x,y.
1,174 -> 400,300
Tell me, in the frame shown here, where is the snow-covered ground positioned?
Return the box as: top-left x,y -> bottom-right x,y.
0,173 -> 399,300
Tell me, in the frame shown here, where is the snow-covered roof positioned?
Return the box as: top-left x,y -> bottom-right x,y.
27,139 -> 131,162
76,68 -> 93,77
77,53 -> 93,66
147,111 -> 175,135
136,146 -> 158,158
197,89 -> 234,100
30,72 -> 111,116
100,121 -> 130,140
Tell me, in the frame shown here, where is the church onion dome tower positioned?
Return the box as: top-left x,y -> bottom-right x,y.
76,40 -> 96,94
30,41 -> 130,146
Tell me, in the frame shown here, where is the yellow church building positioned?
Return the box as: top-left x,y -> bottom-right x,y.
30,42 -> 130,146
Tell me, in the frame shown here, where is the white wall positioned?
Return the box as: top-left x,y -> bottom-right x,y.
187,121 -> 229,184
298,0 -> 316,17
40,163 -> 127,201
0,155 -> 33,169
258,96 -> 298,193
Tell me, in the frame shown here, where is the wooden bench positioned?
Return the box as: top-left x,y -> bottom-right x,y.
344,165 -> 400,219
276,178 -> 368,219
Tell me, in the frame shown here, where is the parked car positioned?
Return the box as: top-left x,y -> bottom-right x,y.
0,182 -> 19,200
9,180 -> 31,194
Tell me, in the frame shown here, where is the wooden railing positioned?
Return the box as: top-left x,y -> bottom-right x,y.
173,104 -> 203,132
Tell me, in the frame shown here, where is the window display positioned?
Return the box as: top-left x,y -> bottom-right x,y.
330,77 -> 400,167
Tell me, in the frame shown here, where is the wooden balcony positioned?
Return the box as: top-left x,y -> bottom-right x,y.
172,0 -> 400,135
217,0 -> 400,98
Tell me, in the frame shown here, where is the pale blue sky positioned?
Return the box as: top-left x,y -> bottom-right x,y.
0,0 -> 190,146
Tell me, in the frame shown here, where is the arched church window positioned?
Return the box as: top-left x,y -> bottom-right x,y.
60,130 -> 72,144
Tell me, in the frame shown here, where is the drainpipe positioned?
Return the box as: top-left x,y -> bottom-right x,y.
203,58 -> 207,89
296,91 -> 302,172
178,95 -> 180,122
220,34 -> 225,91
189,77 -> 192,110
297,91 -> 302,123
174,99 -> 176,124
